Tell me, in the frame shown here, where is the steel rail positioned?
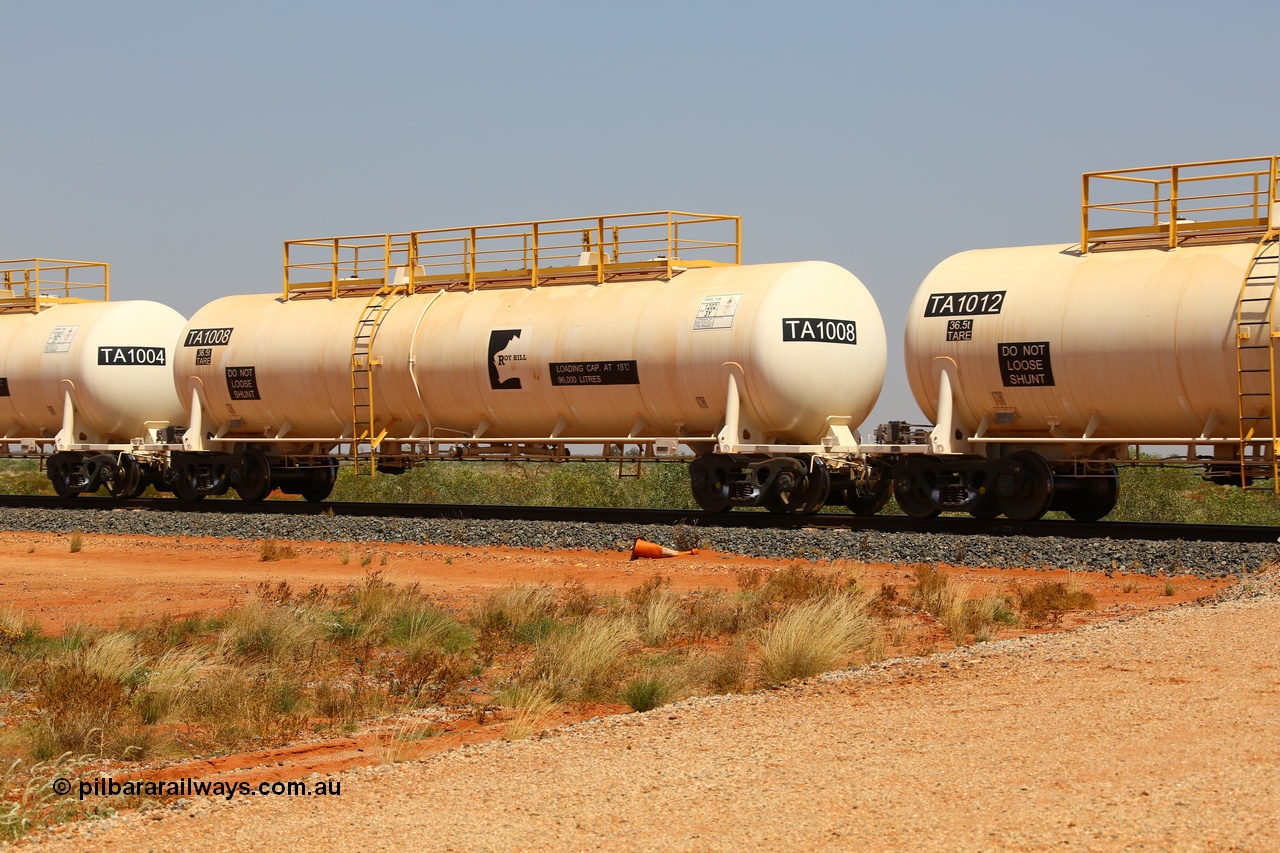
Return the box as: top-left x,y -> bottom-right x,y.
0,494 -> 1276,544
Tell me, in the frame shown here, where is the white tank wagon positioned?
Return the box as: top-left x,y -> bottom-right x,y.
885,156 -> 1280,521
170,212 -> 887,510
0,259 -> 187,497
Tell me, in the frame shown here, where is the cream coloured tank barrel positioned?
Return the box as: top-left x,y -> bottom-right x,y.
904,242 -> 1261,441
174,261 -> 886,446
0,301 -> 188,443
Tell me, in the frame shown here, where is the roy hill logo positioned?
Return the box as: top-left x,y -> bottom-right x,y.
488,329 -> 529,390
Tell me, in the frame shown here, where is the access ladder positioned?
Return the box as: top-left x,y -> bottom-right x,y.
350,285 -> 402,476
1234,237 -> 1280,489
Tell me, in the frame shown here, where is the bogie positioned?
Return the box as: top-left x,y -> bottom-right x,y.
689,454 -> 832,515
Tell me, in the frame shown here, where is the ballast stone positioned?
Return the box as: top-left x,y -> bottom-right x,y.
0,508 -> 1272,578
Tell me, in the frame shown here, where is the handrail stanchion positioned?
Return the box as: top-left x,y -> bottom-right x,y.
596,217 -> 605,284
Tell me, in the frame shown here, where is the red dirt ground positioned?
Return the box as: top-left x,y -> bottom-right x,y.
0,530 -> 1227,787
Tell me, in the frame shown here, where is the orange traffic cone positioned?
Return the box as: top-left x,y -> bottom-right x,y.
630,538 -> 700,560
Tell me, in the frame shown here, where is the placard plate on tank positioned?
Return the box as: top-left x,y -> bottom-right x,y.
694,294 -> 742,330
44,325 -> 79,354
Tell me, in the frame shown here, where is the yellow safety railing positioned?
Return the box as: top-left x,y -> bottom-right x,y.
282,211 -> 741,299
1081,156 -> 1280,252
0,258 -> 109,311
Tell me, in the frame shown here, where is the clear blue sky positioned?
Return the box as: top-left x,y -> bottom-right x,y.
4,1 -> 1277,430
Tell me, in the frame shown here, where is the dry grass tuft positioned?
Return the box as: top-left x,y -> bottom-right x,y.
889,616 -> 913,648
759,594 -> 874,685
32,657 -> 132,758
473,584 -> 560,656
81,633 -> 145,686
759,563 -> 845,605
964,593 -> 1019,642
912,566 -> 972,642
0,606 -> 29,651
686,591 -> 756,639
1016,580 -> 1098,626
481,584 -> 559,632
498,683 -> 559,740
531,615 -> 634,699
682,646 -> 749,694
220,600 -> 320,663
911,566 -> 1018,644
374,717 -> 442,764
259,540 -> 297,562
638,591 -> 683,646
135,650 -> 203,724
1,755 -> 95,841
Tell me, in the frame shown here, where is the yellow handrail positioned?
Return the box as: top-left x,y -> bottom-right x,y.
282,211 -> 741,299
0,258 -> 109,310
1081,156 -> 1280,252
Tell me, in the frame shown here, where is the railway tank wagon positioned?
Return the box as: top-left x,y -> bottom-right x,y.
888,156 -> 1280,521
170,212 -> 887,509
0,259 -> 188,496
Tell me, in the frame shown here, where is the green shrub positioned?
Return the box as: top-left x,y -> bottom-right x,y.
621,675 -> 675,712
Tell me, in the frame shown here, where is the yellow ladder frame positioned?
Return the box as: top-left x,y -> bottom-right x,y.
1234,237 -> 1280,490
350,285 -> 401,476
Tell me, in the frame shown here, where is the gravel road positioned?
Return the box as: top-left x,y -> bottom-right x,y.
20,573 -> 1279,852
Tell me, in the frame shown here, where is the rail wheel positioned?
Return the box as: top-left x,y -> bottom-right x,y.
689,456 -> 732,513
891,459 -> 940,519
235,449 -> 272,502
1061,464 -> 1119,522
843,477 -> 891,516
764,458 -> 830,515
171,472 -> 204,501
168,456 -> 205,501
107,454 -> 142,499
996,451 -> 1054,522
300,458 -> 338,503
968,501 -> 1001,519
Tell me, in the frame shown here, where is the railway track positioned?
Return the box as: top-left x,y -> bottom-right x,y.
0,494 -> 1275,545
